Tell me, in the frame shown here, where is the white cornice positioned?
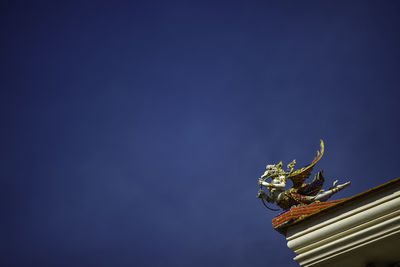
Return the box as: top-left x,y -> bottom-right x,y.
282,178 -> 400,267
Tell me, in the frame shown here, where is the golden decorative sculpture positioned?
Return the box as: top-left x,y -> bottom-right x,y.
257,140 -> 350,211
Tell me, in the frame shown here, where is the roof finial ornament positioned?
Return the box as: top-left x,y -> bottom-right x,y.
257,140 -> 350,211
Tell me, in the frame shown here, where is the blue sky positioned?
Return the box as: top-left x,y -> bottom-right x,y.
2,1 -> 400,266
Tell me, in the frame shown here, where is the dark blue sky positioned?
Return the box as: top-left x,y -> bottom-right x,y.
2,1 -> 400,266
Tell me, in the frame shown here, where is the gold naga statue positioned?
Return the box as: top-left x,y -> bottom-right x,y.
257,140 -> 350,211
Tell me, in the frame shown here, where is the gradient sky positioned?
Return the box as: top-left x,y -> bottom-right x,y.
2,1 -> 400,266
